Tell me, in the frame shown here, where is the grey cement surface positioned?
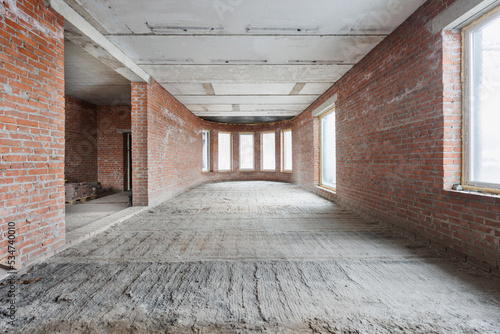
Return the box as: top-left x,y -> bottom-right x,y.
65,191 -> 130,233
64,39 -> 132,106
1,181 -> 500,333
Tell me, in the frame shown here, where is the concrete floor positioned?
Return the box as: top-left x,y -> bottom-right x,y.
1,181 -> 500,333
65,191 -> 131,233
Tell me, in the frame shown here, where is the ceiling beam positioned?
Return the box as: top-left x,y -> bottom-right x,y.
289,83 -> 306,95
428,0 -> 499,33
202,83 -> 215,95
49,0 -> 151,83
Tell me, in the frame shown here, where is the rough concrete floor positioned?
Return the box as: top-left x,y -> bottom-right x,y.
65,191 -> 130,233
1,181 -> 500,333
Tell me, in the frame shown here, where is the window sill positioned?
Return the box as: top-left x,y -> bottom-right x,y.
445,188 -> 500,201
316,185 -> 336,194
457,184 -> 500,195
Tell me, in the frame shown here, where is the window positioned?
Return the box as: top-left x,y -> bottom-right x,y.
202,130 -> 210,172
261,132 -> 276,171
239,133 -> 254,170
218,132 -> 232,171
282,129 -> 292,172
320,109 -> 336,190
463,9 -> 500,191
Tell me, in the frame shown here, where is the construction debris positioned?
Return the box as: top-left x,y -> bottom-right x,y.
65,182 -> 97,204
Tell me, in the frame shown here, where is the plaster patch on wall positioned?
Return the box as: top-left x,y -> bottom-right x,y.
0,83 -> 13,95
427,39 -> 442,71
1,0 -> 63,40
386,79 -> 425,105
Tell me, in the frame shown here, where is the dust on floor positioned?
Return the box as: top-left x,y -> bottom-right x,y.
1,182 -> 499,333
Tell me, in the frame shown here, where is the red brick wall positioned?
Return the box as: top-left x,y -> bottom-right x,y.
291,0 -> 500,274
65,98 -> 131,190
64,96 -> 97,183
146,80 -> 205,205
0,0 -> 65,267
97,105 -> 131,191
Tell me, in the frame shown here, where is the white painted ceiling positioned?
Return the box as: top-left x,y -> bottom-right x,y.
65,0 -> 426,123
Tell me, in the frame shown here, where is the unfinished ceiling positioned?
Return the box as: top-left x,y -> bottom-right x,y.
63,0 -> 427,123
64,38 -> 132,106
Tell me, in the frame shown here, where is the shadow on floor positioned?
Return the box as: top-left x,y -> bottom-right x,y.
65,191 -> 131,233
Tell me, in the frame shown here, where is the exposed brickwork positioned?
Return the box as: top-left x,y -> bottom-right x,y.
442,29 -> 462,188
64,96 -> 97,183
291,0 -> 500,274
129,79 -> 296,207
131,82 -> 148,206
146,80 -> 204,205
97,105 -> 131,191
0,0 -> 65,267
2,0 -> 497,277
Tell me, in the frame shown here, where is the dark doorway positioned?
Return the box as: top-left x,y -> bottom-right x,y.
124,132 -> 132,191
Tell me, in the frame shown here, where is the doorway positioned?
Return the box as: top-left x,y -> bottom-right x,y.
124,132 -> 132,192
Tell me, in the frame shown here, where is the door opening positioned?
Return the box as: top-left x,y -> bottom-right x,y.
124,132 -> 132,192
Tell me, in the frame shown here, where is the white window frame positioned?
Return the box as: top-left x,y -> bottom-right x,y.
281,129 -> 292,172
319,108 -> 336,191
218,132 -> 232,172
261,131 -> 276,171
239,132 -> 255,171
202,130 -> 210,172
462,7 -> 500,194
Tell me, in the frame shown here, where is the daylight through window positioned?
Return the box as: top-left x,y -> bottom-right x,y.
282,129 -> 292,172
261,132 -> 276,171
320,110 -> 336,190
202,130 -> 210,172
239,133 -> 254,170
463,9 -> 500,191
218,132 -> 232,171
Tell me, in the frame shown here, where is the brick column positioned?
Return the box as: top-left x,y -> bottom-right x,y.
131,83 -> 148,206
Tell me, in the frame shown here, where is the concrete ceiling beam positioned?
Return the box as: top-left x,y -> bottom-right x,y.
50,0 -> 151,83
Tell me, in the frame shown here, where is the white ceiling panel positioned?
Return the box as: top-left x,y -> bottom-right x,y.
194,111 -> 299,117
238,104 -> 308,111
108,35 -> 384,65
186,105 -> 234,112
161,83 -> 206,95
212,83 -> 296,95
74,0 -> 426,35
299,83 -> 334,95
186,104 -> 308,112
177,95 -> 318,105
151,65 -> 352,83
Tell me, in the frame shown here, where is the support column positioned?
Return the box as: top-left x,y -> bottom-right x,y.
131,83 -> 148,206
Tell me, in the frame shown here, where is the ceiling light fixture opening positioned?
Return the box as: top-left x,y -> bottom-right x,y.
211,59 -> 268,64
245,26 -> 319,34
146,23 -> 225,34
288,60 -> 344,65
139,58 -> 193,64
